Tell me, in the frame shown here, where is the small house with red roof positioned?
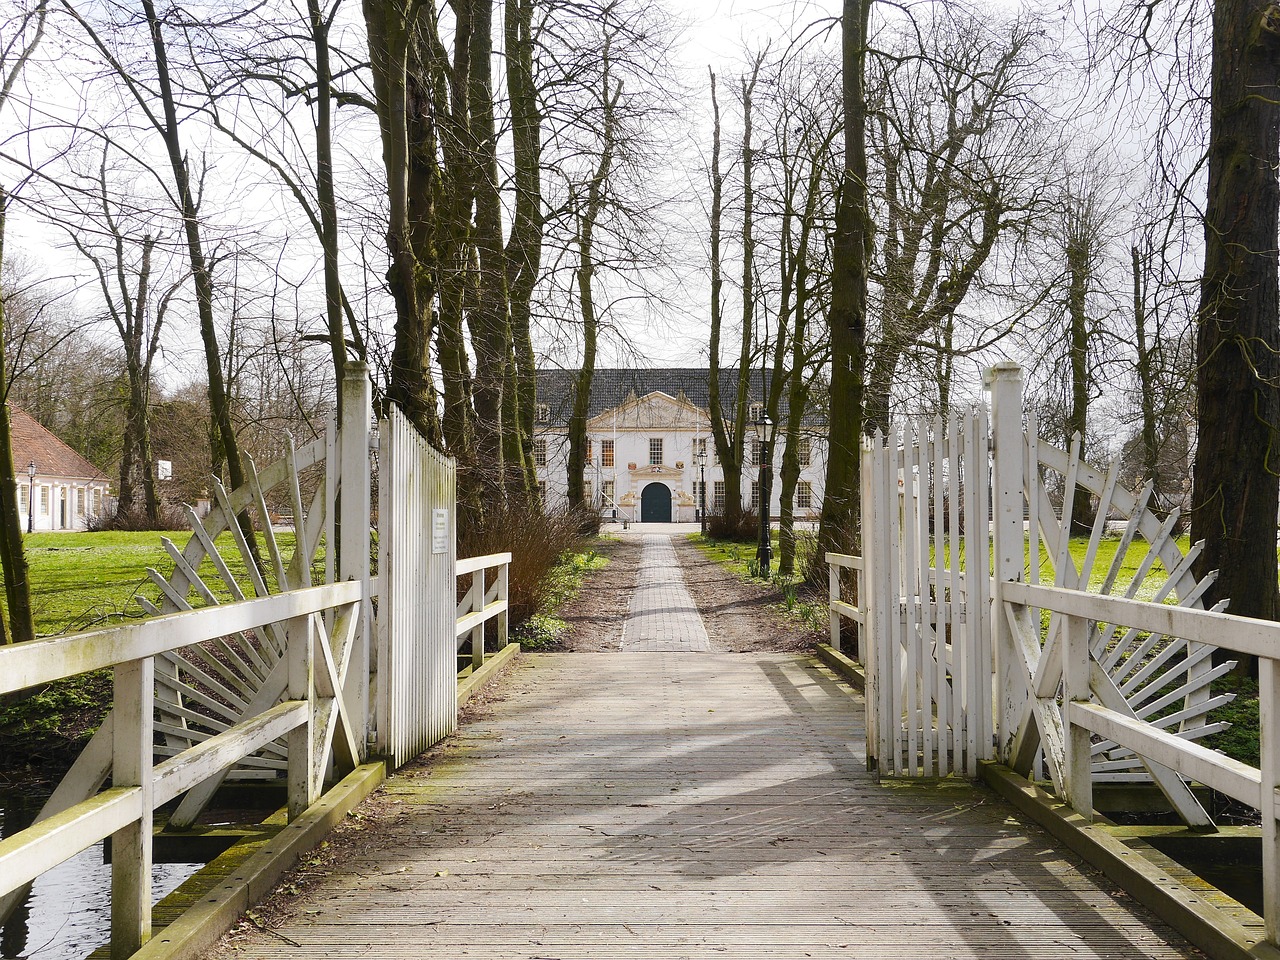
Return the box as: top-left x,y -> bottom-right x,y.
10,408 -> 111,532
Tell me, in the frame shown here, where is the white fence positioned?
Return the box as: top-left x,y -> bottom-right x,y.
856,408 -> 994,778
0,362 -> 504,954
0,580 -> 363,956
456,552 -> 511,671
1003,581 -> 1279,944
375,405 -> 458,768
829,360 -> 1276,945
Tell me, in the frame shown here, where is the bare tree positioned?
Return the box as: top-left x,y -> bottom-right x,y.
0,0 -> 49,644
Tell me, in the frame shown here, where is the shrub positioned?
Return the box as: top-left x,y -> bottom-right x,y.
706,509 -> 759,542
87,502 -> 188,532
458,501 -> 594,627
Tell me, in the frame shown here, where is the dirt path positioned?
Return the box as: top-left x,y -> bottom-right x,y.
554,533 -> 818,653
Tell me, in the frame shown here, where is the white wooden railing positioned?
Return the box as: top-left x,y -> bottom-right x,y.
826,552 -> 864,660
0,580 -> 364,957
1003,580 -> 1279,944
456,552 -> 511,671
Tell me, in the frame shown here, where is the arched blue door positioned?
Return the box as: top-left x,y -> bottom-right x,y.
640,483 -> 672,523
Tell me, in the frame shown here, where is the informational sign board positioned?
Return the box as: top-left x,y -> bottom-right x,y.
431,508 -> 449,555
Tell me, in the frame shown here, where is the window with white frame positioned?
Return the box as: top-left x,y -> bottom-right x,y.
648,437 -> 663,466
601,439 -> 615,467
749,401 -> 763,421
536,403 -> 550,422
750,437 -> 763,467
534,437 -> 548,466
693,480 -> 707,510
713,480 -> 725,513
586,440 -> 593,463
16,485 -> 24,512
603,480 -> 615,503
537,480 -> 547,501
798,438 -> 811,467
796,480 -> 812,509
39,486 -> 49,514
751,480 -> 760,510
584,480 -> 593,504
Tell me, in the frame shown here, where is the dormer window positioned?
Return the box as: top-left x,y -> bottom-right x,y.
536,403 -> 550,423
748,402 -> 763,421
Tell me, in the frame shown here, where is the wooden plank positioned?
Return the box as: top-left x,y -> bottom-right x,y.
209,652 -> 1202,960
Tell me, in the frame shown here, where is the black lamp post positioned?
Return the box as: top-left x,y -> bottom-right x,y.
26,460 -> 36,534
752,414 -> 773,578
696,448 -> 708,535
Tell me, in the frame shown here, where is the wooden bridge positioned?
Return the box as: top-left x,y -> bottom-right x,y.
0,363 -> 1274,960
201,645 -> 1200,959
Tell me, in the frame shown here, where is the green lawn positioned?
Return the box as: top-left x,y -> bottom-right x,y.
10,529 -> 310,637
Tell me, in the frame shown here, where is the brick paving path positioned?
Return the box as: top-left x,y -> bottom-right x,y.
619,535 -> 711,652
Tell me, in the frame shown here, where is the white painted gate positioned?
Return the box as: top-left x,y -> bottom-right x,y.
375,405 -> 458,767
862,410 -> 994,777
860,364 -> 1230,826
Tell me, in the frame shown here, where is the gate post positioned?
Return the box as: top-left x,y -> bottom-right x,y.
987,362 -> 1026,763
340,361 -> 372,759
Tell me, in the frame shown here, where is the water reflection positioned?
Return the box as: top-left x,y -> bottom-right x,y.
1,791 -> 201,960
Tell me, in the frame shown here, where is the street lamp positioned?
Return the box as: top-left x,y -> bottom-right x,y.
26,460 -> 36,534
695,448 -> 708,535
752,413 -> 773,578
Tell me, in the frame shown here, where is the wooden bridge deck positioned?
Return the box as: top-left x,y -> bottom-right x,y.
208,650 -> 1198,959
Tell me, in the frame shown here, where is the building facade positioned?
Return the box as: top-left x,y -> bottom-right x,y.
533,368 -> 826,523
10,407 -> 111,532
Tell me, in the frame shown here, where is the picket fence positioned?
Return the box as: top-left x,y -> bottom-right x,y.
0,362 -> 506,955
828,361 -> 1278,944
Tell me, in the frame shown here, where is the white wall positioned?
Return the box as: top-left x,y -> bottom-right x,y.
534,413 -> 827,523
15,478 -> 111,532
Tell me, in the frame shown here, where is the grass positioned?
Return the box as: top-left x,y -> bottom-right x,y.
510,542 -> 610,650
9,529 -> 313,637
691,532 -> 829,633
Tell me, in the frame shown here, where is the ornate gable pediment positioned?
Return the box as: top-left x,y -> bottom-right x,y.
588,390 -> 707,431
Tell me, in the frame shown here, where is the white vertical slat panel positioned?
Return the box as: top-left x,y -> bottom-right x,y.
975,405 -> 995,762
901,426 -> 919,775
947,413 -> 964,774
915,418 -> 935,775
376,407 -> 457,768
931,416 -> 948,773
886,429 -> 904,775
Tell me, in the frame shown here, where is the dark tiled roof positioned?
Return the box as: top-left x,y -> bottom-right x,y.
10,407 -> 108,482
536,367 -> 823,427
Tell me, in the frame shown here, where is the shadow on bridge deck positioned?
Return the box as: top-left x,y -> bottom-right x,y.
204,652 -> 1198,960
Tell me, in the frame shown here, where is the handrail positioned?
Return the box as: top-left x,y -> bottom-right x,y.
826,552 -> 865,659
0,580 -> 363,695
0,581 -> 365,956
456,553 -> 510,671
456,551 -> 512,577
1002,579 -> 1279,943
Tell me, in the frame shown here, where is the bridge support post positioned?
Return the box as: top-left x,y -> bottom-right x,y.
987,362 -> 1026,764
340,362 -> 372,760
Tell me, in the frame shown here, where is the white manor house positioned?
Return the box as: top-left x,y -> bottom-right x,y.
533,368 -> 827,523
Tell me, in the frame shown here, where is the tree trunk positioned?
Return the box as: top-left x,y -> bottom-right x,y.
705,70 -> 742,523
1065,210 -> 1093,533
465,0 -> 512,493
363,0 -> 443,445
504,0 -> 541,499
140,0 -> 248,503
307,0 -> 350,397
567,69 -> 620,509
0,189 -> 35,644
1190,0 -> 1280,623
817,0 -> 871,562
1132,245 -> 1163,512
